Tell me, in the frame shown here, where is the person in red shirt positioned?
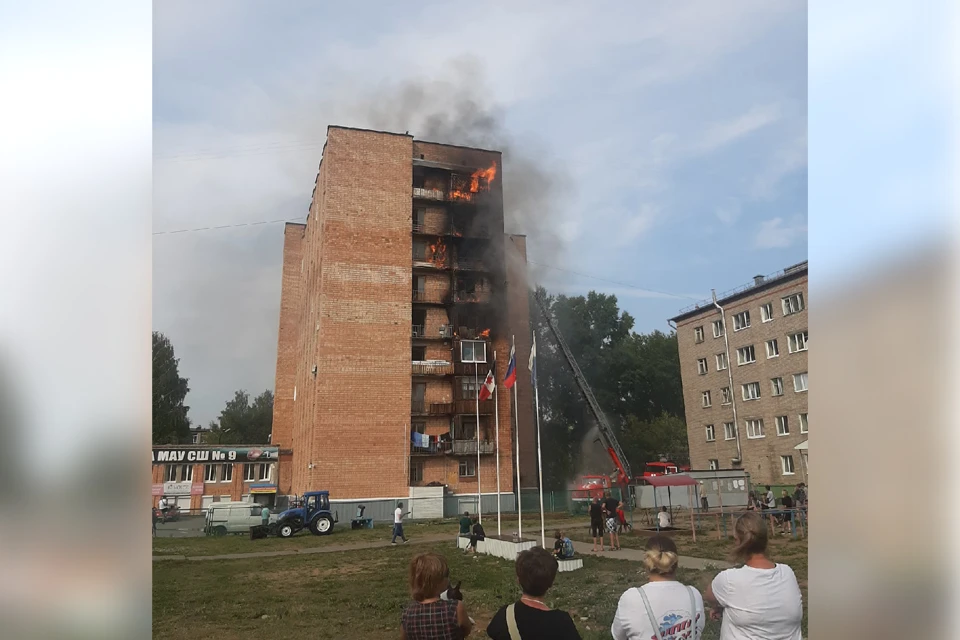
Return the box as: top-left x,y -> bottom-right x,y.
616,501 -> 630,533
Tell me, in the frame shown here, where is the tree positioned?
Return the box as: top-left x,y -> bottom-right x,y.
152,331 -> 191,444
208,390 -> 274,445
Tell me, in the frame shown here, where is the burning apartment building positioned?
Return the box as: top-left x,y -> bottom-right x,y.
270,126 -> 537,513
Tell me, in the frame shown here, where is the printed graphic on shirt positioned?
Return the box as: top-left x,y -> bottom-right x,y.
652,611 -> 702,640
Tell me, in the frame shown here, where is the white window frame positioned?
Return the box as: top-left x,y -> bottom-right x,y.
720,386 -> 731,405
204,464 -> 218,483
776,415 -> 789,436
459,458 -> 476,478
182,465 -> 193,482
460,340 -> 487,364
746,418 -> 765,439
771,377 -> 784,396
788,331 -> 808,353
697,358 -> 708,375
793,372 -> 808,392
715,353 -> 728,371
705,424 -> 716,442
799,412 -> 808,434
761,302 -> 774,323
708,459 -> 719,471
782,293 -> 805,316
712,320 -> 724,338
243,463 -> 257,482
701,390 -> 712,408
221,464 -> 233,483
723,422 -> 736,440
766,339 -> 779,358
737,345 -> 756,365
257,463 -> 271,482
694,326 -> 704,343
733,311 -> 751,331
742,382 -> 761,401
781,455 -> 796,475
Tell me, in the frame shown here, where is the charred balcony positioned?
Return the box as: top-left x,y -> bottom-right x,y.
412,163 -> 497,205
411,289 -> 452,305
412,324 -> 454,340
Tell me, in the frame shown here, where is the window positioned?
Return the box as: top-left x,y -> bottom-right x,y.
164,464 -> 178,482
413,240 -> 428,261
460,377 -> 481,398
776,415 -> 789,436
723,422 -> 736,440
733,311 -> 751,331
788,331 -> 808,353
705,424 -> 716,442
742,382 -> 761,401
244,464 -> 257,482
221,464 -> 233,483
412,346 -> 426,361
799,412 -> 808,434
192,432 -> 201,444
716,353 -> 728,371
410,461 -> 424,483
766,339 -> 779,358
697,358 -> 708,375
737,345 -> 756,365
708,459 -> 719,471
793,372 -> 808,392
712,320 -> 725,338
460,340 -> 487,364
771,377 -> 784,396
701,391 -> 712,408
413,208 -> 425,230
204,464 -> 218,483
459,459 -> 476,477
720,387 -> 731,405
257,463 -> 271,482
746,418 -> 765,438
782,293 -> 805,316
781,455 -> 795,475
761,303 -> 774,322
182,465 -> 193,482
694,326 -> 704,343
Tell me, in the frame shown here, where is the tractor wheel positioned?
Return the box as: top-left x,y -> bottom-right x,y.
278,522 -> 295,539
310,515 -> 333,536
213,526 -> 227,537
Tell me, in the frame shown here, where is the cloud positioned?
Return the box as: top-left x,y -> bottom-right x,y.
754,217 -> 808,249
715,200 -> 742,225
614,205 -> 659,247
698,104 -> 782,155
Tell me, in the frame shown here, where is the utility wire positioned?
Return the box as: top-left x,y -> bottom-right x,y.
152,217 -> 307,236
525,261 -> 700,301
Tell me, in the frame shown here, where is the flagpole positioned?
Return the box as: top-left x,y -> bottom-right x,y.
531,334 -> 546,548
512,335 -> 522,540
494,350 -> 501,536
475,361 -> 482,524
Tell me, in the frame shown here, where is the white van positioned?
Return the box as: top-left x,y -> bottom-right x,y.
205,501 -> 273,536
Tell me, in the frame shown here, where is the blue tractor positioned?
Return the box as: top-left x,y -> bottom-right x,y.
274,491 -> 338,538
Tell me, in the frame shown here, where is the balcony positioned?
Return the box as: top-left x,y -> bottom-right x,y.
411,440 -> 451,456
412,290 -> 451,304
451,440 -> 496,455
412,325 -> 425,338
413,222 -> 426,233
413,187 -> 445,201
452,399 -> 494,415
453,289 -> 493,304
455,258 -> 487,272
412,361 -> 453,376
429,403 -> 454,415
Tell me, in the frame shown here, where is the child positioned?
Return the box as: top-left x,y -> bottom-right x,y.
401,553 -> 473,639
616,500 -> 630,533
465,517 -> 485,554
552,530 -> 575,560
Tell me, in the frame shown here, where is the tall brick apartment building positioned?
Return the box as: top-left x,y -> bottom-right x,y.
670,262 -> 808,486
271,126 -> 537,506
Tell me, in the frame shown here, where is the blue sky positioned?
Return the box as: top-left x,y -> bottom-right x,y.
153,1 -> 808,427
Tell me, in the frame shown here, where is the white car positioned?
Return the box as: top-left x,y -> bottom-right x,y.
205,501 -> 273,536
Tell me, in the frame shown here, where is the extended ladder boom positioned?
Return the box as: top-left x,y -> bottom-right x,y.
532,292 -> 633,484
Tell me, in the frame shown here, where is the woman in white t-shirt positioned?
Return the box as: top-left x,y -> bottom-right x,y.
705,512 -> 803,640
611,535 -> 705,640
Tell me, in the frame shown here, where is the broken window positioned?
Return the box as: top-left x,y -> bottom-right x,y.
412,346 -> 426,361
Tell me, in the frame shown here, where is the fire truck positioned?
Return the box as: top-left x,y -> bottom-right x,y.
641,461 -> 691,478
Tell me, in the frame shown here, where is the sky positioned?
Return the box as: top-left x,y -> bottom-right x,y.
153,1 -> 809,429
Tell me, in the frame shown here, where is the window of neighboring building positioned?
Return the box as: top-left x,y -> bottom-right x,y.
794,372 -> 808,392
221,464 -> 233,483
460,340 -> 487,364
697,358 -> 708,375
771,377 -> 784,396
781,455 -> 796,475
257,464 -> 271,482
716,353 -> 728,371
712,320 -> 725,338
720,387 -> 731,405
244,464 -> 257,482
708,459 -> 719,471
782,293 -> 805,316
723,422 -> 736,440
204,464 -> 218,483
733,311 -> 751,331
410,462 -> 424,483
799,413 -> 808,434
701,391 -> 712,408
788,331 -> 808,353
459,459 -> 476,477
164,464 -> 178,482
742,382 -> 761,401
761,303 -> 774,322
746,419 -> 765,438
180,465 -> 193,482
705,424 -> 716,442
192,432 -> 201,444
766,339 -> 779,358
776,415 -> 789,436
694,326 -> 704,343
737,345 -> 756,365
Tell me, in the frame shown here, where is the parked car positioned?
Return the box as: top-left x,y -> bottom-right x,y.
204,501 -> 272,536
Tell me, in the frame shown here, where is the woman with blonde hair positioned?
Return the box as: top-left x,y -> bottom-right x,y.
400,552 -> 473,639
705,511 -> 803,639
611,535 -> 705,639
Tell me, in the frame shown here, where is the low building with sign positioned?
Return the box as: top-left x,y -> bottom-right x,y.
151,445 -> 292,511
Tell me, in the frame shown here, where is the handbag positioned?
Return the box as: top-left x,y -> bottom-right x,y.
636,584 -> 700,640
506,603 -> 522,640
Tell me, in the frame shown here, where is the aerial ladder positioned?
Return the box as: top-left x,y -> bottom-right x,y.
531,292 -> 633,493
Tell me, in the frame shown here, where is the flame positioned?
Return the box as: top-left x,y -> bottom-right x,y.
449,161 -> 497,201
427,238 -> 447,268
478,328 -> 491,338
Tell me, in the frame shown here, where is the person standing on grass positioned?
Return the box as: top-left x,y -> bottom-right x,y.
486,547 -> 582,639
611,535 -> 705,640
792,483 -> 806,508
392,502 -> 409,545
589,495 -> 604,552
704,512 -> 803,639
779,491 -> 794,534
603,491 -> 621,550
616,500 -> 630,533
764,486 -> 776,510
401,552 -> 473,640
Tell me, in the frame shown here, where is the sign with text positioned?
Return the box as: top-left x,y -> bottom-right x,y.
152,446 -> 279,464
151,484 -> 163,496
163,481 -> 192,496
190,483 -> 204,496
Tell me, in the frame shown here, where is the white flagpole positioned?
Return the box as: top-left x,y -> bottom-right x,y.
494,350 -> 501,536
475,362 -> 481,524
513,335 -> 522,541
532,336 -> 546,548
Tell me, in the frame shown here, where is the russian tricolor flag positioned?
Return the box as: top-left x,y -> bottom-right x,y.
503,345 -> 517,389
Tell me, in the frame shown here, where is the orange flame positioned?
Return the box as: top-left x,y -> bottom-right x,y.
427,238 -> 447,268
449,162 -> 497,201
479,328 -> 491,338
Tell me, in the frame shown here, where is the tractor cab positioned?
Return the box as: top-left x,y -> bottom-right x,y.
275,490 -> 337,538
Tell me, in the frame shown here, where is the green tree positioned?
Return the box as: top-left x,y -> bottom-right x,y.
152,331 -> 191,444
208,390 -> 274,445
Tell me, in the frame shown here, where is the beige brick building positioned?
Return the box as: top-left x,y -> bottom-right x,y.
270,126 -> 536,503
670,262 -> 808,486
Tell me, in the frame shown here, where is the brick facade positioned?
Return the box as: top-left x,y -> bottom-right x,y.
672,264 -> 808,485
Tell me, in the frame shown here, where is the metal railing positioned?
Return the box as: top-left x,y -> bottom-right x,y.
412,222 -> 426,233
455,258 -> 486,271
413,187 -> 445,200
412,290 -> 450,304
451,440 -> 496,455
677,261 -> 809,315
411,401 -> 426,414
412,362 -> 454,376
412,325 -> 425,338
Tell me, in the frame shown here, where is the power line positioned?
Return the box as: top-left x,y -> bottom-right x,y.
152,217 -> 307,236
526,260 -> 700,301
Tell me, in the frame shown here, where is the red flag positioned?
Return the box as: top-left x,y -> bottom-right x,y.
478,369 -> 496,401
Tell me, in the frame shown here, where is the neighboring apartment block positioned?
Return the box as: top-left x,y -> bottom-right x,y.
670,262 -> 808,485
271,126 -> 536,503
